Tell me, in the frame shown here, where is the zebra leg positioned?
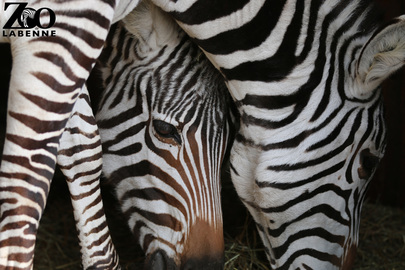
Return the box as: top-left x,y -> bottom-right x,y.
0,42 -> 80,269
0,1 -> 117,267
57,85 -> 120,270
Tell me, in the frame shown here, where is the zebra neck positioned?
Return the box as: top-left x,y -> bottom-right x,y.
175,0 -> 380,102
180,0 -> 381,131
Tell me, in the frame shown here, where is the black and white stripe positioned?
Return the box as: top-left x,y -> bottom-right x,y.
96,2 -> 233,268
57,85 -> 119,269
1,0 -> 403,269
147,0 -> 405,269
0,0 -> 138,268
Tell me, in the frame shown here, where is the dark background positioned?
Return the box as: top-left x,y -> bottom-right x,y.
0,0 -> 404,209
366,0 -> 405,207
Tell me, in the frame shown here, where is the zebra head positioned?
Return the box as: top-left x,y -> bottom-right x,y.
96,2 -> 233,269
226,5 -> 405,270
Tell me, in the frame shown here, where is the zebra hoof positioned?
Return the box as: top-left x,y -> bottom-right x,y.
145,250 -> 177,270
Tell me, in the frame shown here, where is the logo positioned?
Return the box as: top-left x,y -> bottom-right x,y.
3,2 -> 57,37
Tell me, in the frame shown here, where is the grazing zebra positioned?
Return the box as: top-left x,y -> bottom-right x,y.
147,0 -> 405,269
95,2 -> 233,268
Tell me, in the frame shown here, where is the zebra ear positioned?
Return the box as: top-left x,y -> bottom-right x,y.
356,15 -> 405,96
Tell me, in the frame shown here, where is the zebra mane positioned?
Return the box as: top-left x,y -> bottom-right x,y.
122,0 -> 178,49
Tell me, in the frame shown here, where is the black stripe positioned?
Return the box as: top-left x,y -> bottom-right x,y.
124,206 -> 182,232
277,248 -> 341,270
6,134 -> 58,153
0,185 -> 46,212
104,142 -> 142,156
58,151 -> 102,171
266,111 -> 363,171
30,36 -> 96,70
58,141 -> 101,157
171,0 -> 249,25
261,184 -> 351,213
108,65 -> 133,109
97,93 -> 144,129
9,111 -> 69,134
34,52 -> 79,82
256,160 -> 346,190
272,227 -> 345,260
54,22 -> 105,48
345,103 -> 379,184
101,122 -> 146,152
307,109 -> 356,151
229,162 -> 240,176
121,187 -> 188,218
192,0 -> 286,55
32,71 -> 85,94
108,160 -> 188,202
70,182 -> 101,202
268,204 -> 349,238
54,9 -> 111,29
221,0 -> 304,82
68,164 -> 103,182
310,2 -> 367,121
20,91 -> 73,114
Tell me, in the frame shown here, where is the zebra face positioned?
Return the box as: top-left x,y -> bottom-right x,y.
231,95 -> 386,268
227,10 -> 405,270
96,3 -> 232,268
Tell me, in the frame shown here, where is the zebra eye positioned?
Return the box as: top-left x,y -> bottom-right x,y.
358,149 -> 380,180
153,120 -> 182,145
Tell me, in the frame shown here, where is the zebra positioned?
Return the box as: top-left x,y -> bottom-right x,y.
20,9 -> 35,28
144,0 -> 405,269
0,0 -> 140,268
95,1 -> 233,268
1,0 -> 404,269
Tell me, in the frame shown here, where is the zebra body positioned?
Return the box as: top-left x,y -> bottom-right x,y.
96,2 -> 232,268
